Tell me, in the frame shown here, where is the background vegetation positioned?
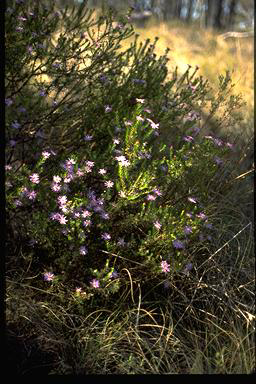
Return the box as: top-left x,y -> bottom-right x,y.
5,0 -> 254,375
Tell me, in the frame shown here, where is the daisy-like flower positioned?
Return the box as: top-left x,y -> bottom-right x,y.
173,239 -> 185,249
115,155 -> 130,167
83,220 -> 92,227
100,212 -> 110,220
84,134 -> 93,141
5,165 -> 12,171
101,233 -> 111,241
29,173 -> 40,184
154,221 -> 162,230
99,168 -> 107,175
90,279 -> 100,288
43,272 -> 55,281
86,160 -> 94,168
104,180 -> 114,189
146,118 -> 159,130
42,151 -> 51,159
188,197 -> 197,204
161,260 -> 170,273
184,225 -> 192,235
147,194 -> 156,201
117,238 -> 126,246
183,135 -> 194,143
153,188 -> 162,197
196,212 -> 207,220
76,169 -> 84,177
136,115 -> 144,122
136,98 -> 145,103
79,246 -> 88,255
14,199 -> 22,207
113,138 -> 120,145
81,210 -> 91,218
58,214 -> 67,225
27,191 -> 37,200
57,195 -> 67,206
51,183 -> 61,192
53,175 -> 61,183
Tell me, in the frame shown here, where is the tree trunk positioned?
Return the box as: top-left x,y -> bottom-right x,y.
186,0 -> 195,23
213,0 -> 224,29
205,0 -> 215,28
227,0 -> 237,28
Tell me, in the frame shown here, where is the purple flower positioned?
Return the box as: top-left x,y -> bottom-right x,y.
9,140 -> 16,147
163,280 -> 171,289
188,197 -> 197,204
214,156 -> 223,165
196,212 -> 207,220
90,279 -> 100,288
57,195 -> 67,206
204,223 -> 213,229
153,188 -> 162,197
213,138 -> 223,147
5,98 -> 13,106
43,272 -> 55,281
100,212 -> 110,220
101,233 -> 111,241
84,134 -> 93,141
29,173 -> 40,184
172,239 -> 185,249
154,221 -> 162,230
110,270 -> 118,279
83,220 -> 92,227
79,246 -> 88,255
14,199 -> 22,207
76,169 -> 84,177
183,135 -> 194,143
199,234 -> 204,242
184,225 -> 192,235
147,194 -> 156,201
39,90 -> 46,96
183,263 -> 193,275
27,191 -> 37,200
161,260 -> 170,273
117,238 -> 126,246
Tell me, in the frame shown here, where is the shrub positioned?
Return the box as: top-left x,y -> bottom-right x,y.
6,0 -> 245,307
